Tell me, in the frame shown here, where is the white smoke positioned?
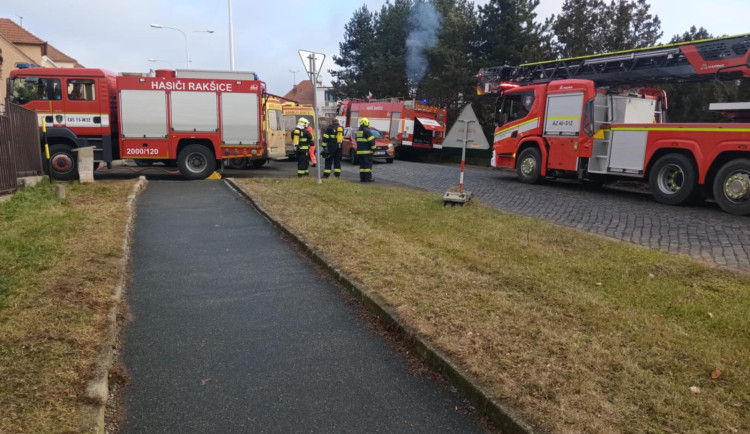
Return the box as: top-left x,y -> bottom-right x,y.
406,1 -> 442,87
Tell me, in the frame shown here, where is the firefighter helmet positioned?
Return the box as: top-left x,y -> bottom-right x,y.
299,117 -> 309,127
359,117 -> 370,126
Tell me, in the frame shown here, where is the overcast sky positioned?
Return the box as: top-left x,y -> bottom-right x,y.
1,0 -> 749,95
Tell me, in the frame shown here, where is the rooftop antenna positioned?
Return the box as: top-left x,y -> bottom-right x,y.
17,15 -> 23,27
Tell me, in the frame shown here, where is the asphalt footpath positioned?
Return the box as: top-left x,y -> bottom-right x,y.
120,180 -> 486,433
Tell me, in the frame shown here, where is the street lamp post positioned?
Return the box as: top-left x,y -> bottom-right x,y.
148,58 -> 174,68
289,69 -> 301,88
150,24 -> 214,69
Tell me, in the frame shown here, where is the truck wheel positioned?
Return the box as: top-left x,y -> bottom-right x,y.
516,148 -> 542,184
712,158 -> 750,215
177,144 -> 215,180
350,149 -> 359,165
226,157 -> 247,169
251,159 -> 268,167
48,144 -> 78,181
649,153 -> 698,206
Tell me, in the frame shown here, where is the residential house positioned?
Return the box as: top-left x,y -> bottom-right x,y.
0,18 -> 82,110
283,79 -> 339,118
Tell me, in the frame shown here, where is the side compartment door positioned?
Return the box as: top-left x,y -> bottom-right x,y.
544,92 -> 584,171
221,92 -> 260,146
119,89 -> 170,159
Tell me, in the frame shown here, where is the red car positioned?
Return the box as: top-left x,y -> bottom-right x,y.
342,128 -> 395,164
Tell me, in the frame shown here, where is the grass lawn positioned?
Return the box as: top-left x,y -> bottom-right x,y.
0,180 -> 134,433
236,178 -> 750,434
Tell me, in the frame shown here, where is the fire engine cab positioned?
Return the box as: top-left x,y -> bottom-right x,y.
478,33 -> 750,215
8,67 -> 266,180
336,98 -> 447,150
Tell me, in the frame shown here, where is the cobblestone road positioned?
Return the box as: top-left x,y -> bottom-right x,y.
337,160 -> 750,271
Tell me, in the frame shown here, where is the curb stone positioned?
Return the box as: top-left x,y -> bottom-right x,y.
224,178 -> 535,434
81,176 -> 147,433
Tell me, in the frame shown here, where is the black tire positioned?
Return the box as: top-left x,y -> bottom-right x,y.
48,144 -> 77,180
648,153 -> 698,206
350,149 -> 359,165
251,159 -> 268,167
712,158 -> 750,215
226,157 -> 248,169
386,158 -> 394,164
177,144 -> 215,180
133,159 -> 154,167
516,147 -> 542,184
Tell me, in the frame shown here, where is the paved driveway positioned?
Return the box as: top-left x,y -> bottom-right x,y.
121,180 -> 485,433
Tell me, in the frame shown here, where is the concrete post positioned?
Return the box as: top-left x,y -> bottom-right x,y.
74,146 -> 95,183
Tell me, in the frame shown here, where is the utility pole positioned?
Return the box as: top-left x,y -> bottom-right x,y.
228,0 -> 235,70
298,50 -> 325,184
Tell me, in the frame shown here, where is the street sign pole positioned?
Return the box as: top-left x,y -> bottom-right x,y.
458,119 -> 473,193
299,50 -> 325,185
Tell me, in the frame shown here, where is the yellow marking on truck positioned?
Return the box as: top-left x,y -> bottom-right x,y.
547,116 -> 580,120
494,117 -> 540,136
612,126 -> 750,133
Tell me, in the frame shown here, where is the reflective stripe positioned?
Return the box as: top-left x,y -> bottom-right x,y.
298,146 -> 309,150
360,168 -> 372,172
324,169 -> 331,174
334,169 -> 341,173
357,150 -> 374,155
494,117 -> 540,136
612,126 -> 750,132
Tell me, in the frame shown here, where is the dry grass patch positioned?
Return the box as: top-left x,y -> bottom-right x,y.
236,177 -> 750,434
0,180 -> 134,433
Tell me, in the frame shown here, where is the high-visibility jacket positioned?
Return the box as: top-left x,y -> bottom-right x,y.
323,124 -> 344,149
292,127 -> 312,150
356,125 -> 376,154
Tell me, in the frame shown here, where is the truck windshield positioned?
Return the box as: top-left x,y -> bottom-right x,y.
11,77 -> 62,104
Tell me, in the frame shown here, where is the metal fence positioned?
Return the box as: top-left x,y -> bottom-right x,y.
0,103 -> 43,195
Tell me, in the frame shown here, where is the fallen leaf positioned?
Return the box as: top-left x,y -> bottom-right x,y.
200,378 -> 212,386
708,312 -> 714,319
595,282 -> 602,286
689,386 -> 700,394
648,273 -> 655,278
711,368 -> 722,380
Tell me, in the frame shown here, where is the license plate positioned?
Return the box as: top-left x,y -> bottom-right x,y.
374,151 -> 386,156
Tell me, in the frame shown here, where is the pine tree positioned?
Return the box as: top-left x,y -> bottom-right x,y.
330,6 -> 377,98
371,0 -> 413,98
551,0 -> 606,57
601,0 -> 662,51
419,0 -> 478,124
475,0 -> 548,66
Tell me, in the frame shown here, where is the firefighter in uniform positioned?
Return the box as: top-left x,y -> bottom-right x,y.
292,117 -> 313,177
356,118 -> 376,182
322,119 -> 344,178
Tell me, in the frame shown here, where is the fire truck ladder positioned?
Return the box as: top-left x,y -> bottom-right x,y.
478,33 -> 750,92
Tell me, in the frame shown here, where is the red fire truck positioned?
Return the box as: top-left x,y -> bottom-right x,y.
8,67 -> 266,180
478,33 -> 750,215
336,98 -> 447,150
